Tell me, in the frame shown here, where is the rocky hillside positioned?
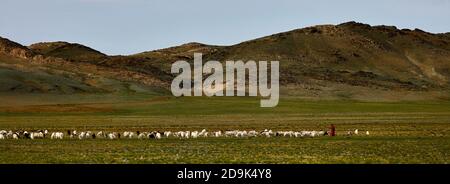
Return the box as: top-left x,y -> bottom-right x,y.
1,21 -> 449,100
29,41 -> 108,63
0,38 -> 168,94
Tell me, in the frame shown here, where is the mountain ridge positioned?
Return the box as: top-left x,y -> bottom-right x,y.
1,21 -> 449,100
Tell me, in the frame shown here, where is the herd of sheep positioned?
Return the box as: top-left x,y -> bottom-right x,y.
0,129 -> 368,140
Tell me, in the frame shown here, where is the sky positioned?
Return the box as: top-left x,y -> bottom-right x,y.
1,0 -> 449,55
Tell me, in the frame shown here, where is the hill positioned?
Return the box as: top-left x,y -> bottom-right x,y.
0,38 -> 168,94
0,21 -> 449,100
29,41 -> 107,63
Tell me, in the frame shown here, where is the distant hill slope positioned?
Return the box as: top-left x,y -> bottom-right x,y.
0,38 -> 168,94
0,37 -> 34,58
29,42 -> 108,63
1,21 -> 449,100
208,22 -> 450,89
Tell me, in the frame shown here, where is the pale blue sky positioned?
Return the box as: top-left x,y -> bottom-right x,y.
1,0 -> 449,55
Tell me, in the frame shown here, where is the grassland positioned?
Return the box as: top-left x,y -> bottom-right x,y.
0,94 -> 449,163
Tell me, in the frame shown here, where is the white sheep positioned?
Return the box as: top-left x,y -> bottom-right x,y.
128,132 -> 136,139
123,131 -> 130,138
78,132 -> 84,139
248,130 -> 258,137
108,132 -> 118,139
164,131 -> 172,138
85,131 -> 92,138
30,131 -> 44,139
225,130 -> 236,137
191,131 -> 199,138
302,131 -> 311,137
96,131 -> 105,138
346,131 -> 353,136
261,129 -> 272,137
236,130 -> 248,138
51,132 -> 64,139
317,131 -> 326,136
198,129 -> 207,137
213,131 -> 222,137
280,131 -> 294,137
137,133 -> 145,139
176,131 -> 185,138
173,131 -> 180,138
12,133 -> 19,139
58,132 -> 64,139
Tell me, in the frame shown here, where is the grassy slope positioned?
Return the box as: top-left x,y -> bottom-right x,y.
0,137 -> 448,164
0,94 -> 449,163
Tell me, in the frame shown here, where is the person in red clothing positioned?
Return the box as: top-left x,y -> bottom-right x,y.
330,124 -> 336,136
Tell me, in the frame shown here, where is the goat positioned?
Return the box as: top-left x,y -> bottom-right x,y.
96,131 -> 105,138
108,132 -> 118,139
191,131 -> 199,139
138,132 -> 147,139
51,132 -> 64,139
155,132 -> 161,139
23,131 -> 30,139
261,129 -> 272,138
164,131 -> 172,138
123,131 -> 131,138
213,131 -> 222,137
30,131 -> 45,139
198,129 -> 207,137
78,132 -> 86,139
12,133 -> 19,139
125,132 -> 135,139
